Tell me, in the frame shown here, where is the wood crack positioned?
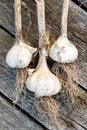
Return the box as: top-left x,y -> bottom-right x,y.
0,25 -> 15,38
60,113 -> 87,130
72,0 -> 87,12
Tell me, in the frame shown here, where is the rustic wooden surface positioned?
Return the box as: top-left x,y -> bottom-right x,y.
0,95 -> 46,130
0,0 -> 87,130
0,0 -> 87,89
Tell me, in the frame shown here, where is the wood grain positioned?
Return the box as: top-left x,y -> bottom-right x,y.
0,95 -> 46,130
0,28 -> 87,130
0,0 -> 87,129
0,0 -> 87,90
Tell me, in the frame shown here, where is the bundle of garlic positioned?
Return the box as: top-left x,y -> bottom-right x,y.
49,0 -> 78,63
26,0 -> 61,97
6,0 -> 37,68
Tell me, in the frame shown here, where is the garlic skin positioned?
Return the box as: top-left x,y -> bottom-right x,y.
49,36 -> 78,63
6,40 -> 37,68
26,49 -> 61,97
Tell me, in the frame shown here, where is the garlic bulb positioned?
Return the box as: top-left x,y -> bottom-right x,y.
26,48 -> 61,97
49,0 -> 78,63
49,36 -> 78,63
6,0 -> 37,68
6,40 -> 37,68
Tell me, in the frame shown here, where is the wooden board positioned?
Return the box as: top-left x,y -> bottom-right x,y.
0,0 -> 87,90
0,95 -> 46,130
0,27 -> 87,130
0,0 -> 87,129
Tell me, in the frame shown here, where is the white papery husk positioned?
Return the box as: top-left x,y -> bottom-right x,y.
49,36 -> 78,63
26,48 -> 61,97
6,40 -> 37,68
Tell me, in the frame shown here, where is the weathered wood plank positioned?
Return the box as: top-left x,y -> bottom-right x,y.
0,28 -> 86,130
0,95 -> 46,130
0,0 -> 87,42
0,1 -> 15,35
0,66 -> 86,130
0,0 -> 87,129
0,95 -> 45,130
0,0 -> 87,90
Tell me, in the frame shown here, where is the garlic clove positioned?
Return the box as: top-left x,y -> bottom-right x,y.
6,41 -> 37,68
26,43 -> 37,54
28,68 -> 36,77
26,49 -> 61,97
49,36 -> 78,63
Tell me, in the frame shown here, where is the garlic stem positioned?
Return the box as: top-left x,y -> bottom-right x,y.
37,48 -> 47,69
35,0 -> 46,48
61,0 -> 69,37
15,0 -> 22,42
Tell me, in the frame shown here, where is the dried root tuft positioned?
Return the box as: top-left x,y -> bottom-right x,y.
51,63 -> 79,103
34,97 -> 60,128
13,67 -> 28,104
